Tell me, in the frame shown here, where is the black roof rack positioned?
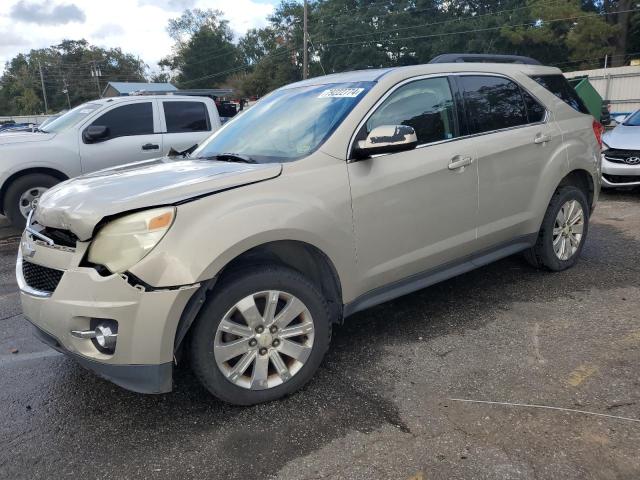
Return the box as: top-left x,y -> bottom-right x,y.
429,53 -> 542,66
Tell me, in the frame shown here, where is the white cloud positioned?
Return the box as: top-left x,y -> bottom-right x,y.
0,0 -> 274,72
10,1 -> 86,26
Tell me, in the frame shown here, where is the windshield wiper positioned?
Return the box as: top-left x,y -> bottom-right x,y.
201,153 -> 257,164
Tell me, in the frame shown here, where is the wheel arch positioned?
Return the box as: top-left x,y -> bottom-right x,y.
173,239 -> 345,354
216,240 -> 344,323
556,169 -> 595,211
0,167 -> 68,214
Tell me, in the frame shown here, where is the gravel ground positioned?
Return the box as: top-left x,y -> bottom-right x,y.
0,190 -> 639,480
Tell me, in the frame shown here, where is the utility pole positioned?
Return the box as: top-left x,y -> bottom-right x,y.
37,60 -> 48,114
62,78 -> 71,109
90,61 -> 102,98
303,0 -> 308,80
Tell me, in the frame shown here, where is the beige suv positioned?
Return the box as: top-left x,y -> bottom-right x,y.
17,57 -> 602,405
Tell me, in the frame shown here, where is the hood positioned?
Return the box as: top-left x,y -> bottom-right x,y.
603,124 -> 640,150
34,157 -> 282,240
0,131 -> 55,145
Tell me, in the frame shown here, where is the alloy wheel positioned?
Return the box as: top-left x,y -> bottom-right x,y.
18,187 -> 48,219
552,199 -> 584,261
214,290 -> 315,390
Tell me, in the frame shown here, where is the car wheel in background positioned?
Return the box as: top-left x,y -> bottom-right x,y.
189,265 -> 332,405
525,185 -> 590,271
4,173 -> 59,227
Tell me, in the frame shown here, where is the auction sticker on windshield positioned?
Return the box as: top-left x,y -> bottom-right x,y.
318,88 -> 365,98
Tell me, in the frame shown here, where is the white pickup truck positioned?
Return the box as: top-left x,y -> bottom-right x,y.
0,95 -> 221,226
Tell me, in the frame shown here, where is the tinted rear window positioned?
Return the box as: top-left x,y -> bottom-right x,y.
459,75 -> 528,134
530,75 -> 589,115
164,101 -> 210,133
522,90 -> 546,123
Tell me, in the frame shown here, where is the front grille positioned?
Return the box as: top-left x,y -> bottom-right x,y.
22,261 -> 64,293
603,173 -> 640,184
604,148 -> 640,165
39,227 -> 78,248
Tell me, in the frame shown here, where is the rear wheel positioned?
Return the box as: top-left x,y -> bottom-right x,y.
190,265 -> 331,405
4,173 -> 60,227
524,185 -> 589,271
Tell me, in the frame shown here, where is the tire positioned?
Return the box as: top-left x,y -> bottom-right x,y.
190,265 -> 332,405
4,173 -> 60,227
524,185 -> 589,271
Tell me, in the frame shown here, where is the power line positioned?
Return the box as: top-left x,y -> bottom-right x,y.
179,47 -> 298,86
314,7 -> 640,48
112,5 -> 640,87
315,0 -> 561,44
154,1 -> 543,82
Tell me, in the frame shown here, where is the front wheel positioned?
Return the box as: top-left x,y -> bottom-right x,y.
4,173 -> 60,227
524,185 -> 589,271
189,266 -> 332,405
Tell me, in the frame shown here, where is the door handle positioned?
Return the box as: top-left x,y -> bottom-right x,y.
142,143 -> 160,151
448,155 -> 473,170
534,133 -> 552,144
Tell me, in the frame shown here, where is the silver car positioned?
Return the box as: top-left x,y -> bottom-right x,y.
602,110 -> 640,188
17,57 -> 601,405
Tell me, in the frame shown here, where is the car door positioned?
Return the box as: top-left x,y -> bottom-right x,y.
160,99 -> 214,153
456,74 -> 563,250
78,100 -> 163,173
347,76 -> 479,294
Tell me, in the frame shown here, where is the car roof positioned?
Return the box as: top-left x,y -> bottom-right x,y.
283,63 -> 561,89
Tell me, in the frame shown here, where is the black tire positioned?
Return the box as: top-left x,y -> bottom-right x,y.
524,185 -> 589,271
4,173 -> 60,227
190,265 -> 332,405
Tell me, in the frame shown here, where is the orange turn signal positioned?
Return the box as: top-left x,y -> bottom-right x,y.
148,211 -> 173,230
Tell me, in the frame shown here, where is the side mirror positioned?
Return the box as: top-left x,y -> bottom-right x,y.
354,125 -> 418,159
613,115 -> 627,124
83,125 -> 109,143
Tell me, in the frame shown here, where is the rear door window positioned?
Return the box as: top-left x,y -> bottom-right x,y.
522,90 -> 546,123
90,102 -> 154,139
459,75 -> 528,134
366,76 -> 458,145
163,101 -> 211,133
530,74 -> 590,115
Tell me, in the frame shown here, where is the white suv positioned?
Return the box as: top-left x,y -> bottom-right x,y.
0,95 -> 221,226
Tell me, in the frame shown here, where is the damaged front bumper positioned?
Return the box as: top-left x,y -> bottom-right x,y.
17,232 -> 200,394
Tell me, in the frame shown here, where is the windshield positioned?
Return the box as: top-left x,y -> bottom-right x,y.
623,110 -> 640,126
41,103 -> 101,133
192,81 -> 374,163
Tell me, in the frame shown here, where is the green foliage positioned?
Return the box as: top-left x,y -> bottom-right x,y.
501,0 -> 618,69
0,39 -> 145,115
161,9 -> 244,88
232,0 -> 626,96
5,0 -> 633,112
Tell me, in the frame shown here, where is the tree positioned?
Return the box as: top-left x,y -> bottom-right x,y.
0,39 -> 145,115
161,9 -> 244,88
603,0 -> 632,66
500,0 -> 618,69
162,0 -> 639,98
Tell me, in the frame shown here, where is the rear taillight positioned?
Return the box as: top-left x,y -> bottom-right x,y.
592,119 -> 604,149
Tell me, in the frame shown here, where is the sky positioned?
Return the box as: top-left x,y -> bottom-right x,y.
0,0 -> 278,73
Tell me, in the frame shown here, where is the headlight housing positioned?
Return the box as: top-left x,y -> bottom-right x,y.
88,207 -> 175,273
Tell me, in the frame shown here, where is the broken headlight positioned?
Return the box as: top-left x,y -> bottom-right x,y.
88,207 -> 175,273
